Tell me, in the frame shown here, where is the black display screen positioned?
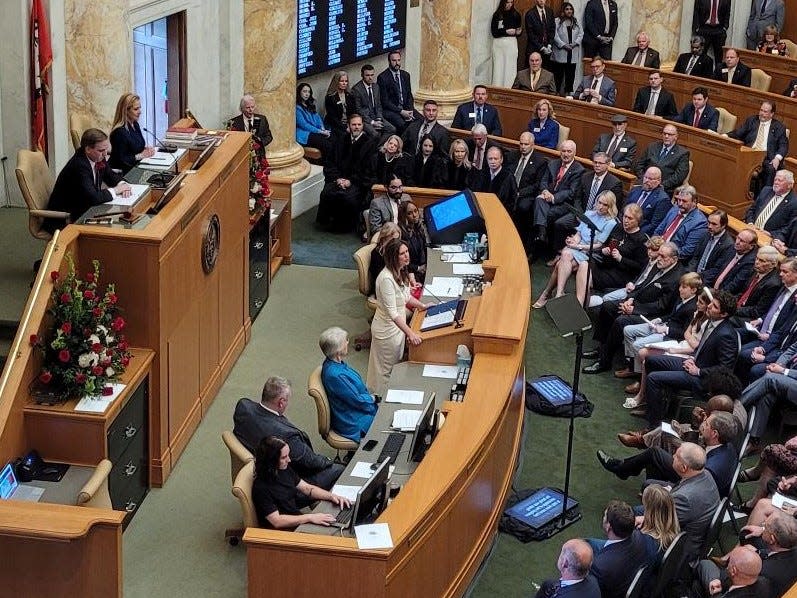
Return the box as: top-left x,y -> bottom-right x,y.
297,0 -> 406,77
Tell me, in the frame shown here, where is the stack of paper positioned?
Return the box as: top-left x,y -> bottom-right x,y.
108,184 -> 149,207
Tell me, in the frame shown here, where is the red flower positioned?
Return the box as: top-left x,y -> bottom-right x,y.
121,355 -> 130,367
60,292 -> 71,303
61,322 -> 72,335
92,307 -> 102,317
108,293 -> 118,304
50,271 -> 59,282
118,340 -> 129,351
29,334 -> 38,346
58,349 -> 71,363
102,386 -> 114,396
92,342 -> 102,352
39,371 -> 52,384
85,272 -> 95,283
92,365 -> 104,376
84,290 -> 95,300
75,373 -> 86,384
111,316 -> 125,331
83,327 -> 92,337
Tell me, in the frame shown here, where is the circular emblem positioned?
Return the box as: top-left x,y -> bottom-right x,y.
201,214 -> 221,274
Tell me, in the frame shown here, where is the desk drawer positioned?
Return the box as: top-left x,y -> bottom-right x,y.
107,378 -> 148,463
109,424 -> 148,525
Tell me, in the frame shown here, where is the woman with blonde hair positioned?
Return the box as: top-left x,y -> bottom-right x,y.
323,71 -> 357,136
446,139 -> 473,190
109,92 -> 156,172
527,98 -> 560,150
639,484 -> 680,562
374,134 -> 411,184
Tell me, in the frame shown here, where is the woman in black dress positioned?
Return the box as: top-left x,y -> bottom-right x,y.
446,139 -> 474,190
399,201 -> 428,283
412,135 -> 447,188
109,93 -> 156,173
251,436 -> 350,529
323,71 -> 357,137
374,135 -> 413,185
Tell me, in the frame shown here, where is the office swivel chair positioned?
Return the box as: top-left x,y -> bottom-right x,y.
307,365 -> 359,462
352,242 -> 378,350
222,431 -> 254,545
227,461 -> 259,546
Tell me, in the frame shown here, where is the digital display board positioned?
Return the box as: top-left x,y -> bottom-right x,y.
297,0 -> 407,77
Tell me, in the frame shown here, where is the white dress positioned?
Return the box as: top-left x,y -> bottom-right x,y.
366,269 -> 410,395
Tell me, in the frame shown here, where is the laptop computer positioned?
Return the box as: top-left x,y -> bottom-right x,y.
0,463 -> 44,502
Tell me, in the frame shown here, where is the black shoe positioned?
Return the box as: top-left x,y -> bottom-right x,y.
596,450 -> 628,480
582,348 -> 599,359
533,225 -> 548,244
582,361 -> 608,374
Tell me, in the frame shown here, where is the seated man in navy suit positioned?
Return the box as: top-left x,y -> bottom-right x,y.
671,86 -> 719,132
635,124 -> 691,196
727,100 -> 789,187
714,228 -> 759,295
653,184 -> 708,263
572,58 -> 617,106
625,167 -> 671,236
688,209 -> 736,288
451,85 -> 502,136
744,169 -> 797,238
233,376 -> 344,491
534,539 -> 601,598
589,500 -> 649,598
643,290 -> 740,429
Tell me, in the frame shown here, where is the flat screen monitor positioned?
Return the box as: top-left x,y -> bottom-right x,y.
148,171 -> 187,215
190,142 -> 217,171
407,392 -> 438,464
424,189 -> 485,245
350,457 -> 391,528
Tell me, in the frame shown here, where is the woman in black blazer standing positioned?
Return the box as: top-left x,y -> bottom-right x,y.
323,71 -> 357,137
108,93 -> 156,173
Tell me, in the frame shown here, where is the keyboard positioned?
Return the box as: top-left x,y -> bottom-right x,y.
377,432 -> 406,466
335,505 -> 354,525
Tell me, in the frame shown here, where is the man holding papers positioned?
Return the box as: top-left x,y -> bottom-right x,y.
45,128 -> 132,232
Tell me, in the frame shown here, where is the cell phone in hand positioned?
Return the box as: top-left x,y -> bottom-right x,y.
608,239 -> 618,251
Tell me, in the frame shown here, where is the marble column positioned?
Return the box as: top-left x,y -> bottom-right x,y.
243,0 -> 308,182
64,2 -> 131,132
415,0 -> 474,120
630,0 -> 684,64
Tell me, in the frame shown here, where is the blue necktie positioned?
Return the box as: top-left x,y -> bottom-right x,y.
477,106 -> 483,124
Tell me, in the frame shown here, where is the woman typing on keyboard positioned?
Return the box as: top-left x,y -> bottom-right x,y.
320,327 -> 378,442
252,437 -> 350,529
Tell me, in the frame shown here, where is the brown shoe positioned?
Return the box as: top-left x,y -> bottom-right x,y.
630,407 -> 648,418
624,381 -> 640,394
617,431 -> 647,449
614,368 -> 638,379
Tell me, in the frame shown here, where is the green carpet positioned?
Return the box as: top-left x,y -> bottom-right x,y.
290,207 -> 360,269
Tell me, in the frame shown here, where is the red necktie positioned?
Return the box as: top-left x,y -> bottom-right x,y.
662,214 -> 684,241
555,164 -> 566,187
737,275 -> 761,307
693,109 -> 701,128
714,254 -> 740,289
709,0 -> 719,25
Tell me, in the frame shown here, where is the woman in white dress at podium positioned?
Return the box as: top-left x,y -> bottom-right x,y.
366,239 -> 429,395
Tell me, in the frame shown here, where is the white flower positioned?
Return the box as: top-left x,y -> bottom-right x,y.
88,334 -> 100,345
96,325 -> 108,336
78,352 -> 100,368
105,367 -> 115,377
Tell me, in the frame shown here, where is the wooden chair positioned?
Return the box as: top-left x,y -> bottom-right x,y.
750,68 -> 772,92
226,461 -> 258,546
557,123 -> 570,148
684,160 -> 694,185
15,149 -> 67,246
69,112 -> 95,151
222,430 -> 254,485
781,39 -> 797,58
307,365 -> 358,460
76,459 -> 113,509
716,107 -> 737,135
352,243 -> 378,350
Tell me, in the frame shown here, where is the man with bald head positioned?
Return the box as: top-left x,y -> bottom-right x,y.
711,546 -> 769,596
534,539 -> 601,598
531,140 -> 584,247
623,166 -> 671,236
508,132 -> 548,253
635,124 -> 691,195
513,52 -> 556,94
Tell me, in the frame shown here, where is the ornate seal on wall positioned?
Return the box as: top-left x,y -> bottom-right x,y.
201,214 -> 221,274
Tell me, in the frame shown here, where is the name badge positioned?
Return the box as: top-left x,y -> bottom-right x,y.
468,112 -> 476,119
619,147 -> 628,153
533,127 -> 541,133
721,68 -> 728,73
498,19 -> 503,28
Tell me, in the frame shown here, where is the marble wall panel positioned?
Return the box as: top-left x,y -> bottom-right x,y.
630,0 -> 683,63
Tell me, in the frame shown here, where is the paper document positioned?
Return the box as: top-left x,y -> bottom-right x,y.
384,389 -> 424,405
74,383 -> 126,413
645,340 -> 683,351
354,523 -> 393,549
772,492 -> 797,510
660,422 -> 678,437
138,148 -> 187,169
108,184 -> 149,207
639,315 -> 662,326
424,277 -> 464,298
392,409 -> 422,431
420,311 -> 454,331
453,264 -> 484,275
422,364 -> 459,379
440,244 -> 462,253
350,461 -> 377,479
331,484 -> 362,503
744,321 -> 759,332
442,253 -> 472,263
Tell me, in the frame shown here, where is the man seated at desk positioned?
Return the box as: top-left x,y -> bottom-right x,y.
233,376 -> 344,491
670,86 -> 719,132
45,128 -> 132,232
632,71 -> 678,119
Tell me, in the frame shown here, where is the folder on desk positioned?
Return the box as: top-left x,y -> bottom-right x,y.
138,148 -> 187,170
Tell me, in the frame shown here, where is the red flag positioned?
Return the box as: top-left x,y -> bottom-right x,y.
30,0 -> 53,159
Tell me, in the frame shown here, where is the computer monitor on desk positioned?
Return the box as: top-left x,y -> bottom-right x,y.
408,392 -> 439,463
424,189 -> 485,245
147,171 -> 187,215
343,457 -> 391,529
189,141 -> 217,171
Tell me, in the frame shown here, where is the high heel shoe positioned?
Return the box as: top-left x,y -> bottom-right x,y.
532,293 -> 549,309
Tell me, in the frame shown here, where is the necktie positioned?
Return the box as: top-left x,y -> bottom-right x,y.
606,135 -> 620,158
394,72 -> 403,105
693,109 -> 701,128
515,154 -> 527,185
646,90 -> 658,115
475,145 -> 484,169
737,275 -> 761,307
761,289 -> 788,334
417,123 -> 430,152
755,194 -> 783,229
709,0 -> 719,25
636,190 -> 650,206
94,162 -> 101,189
477,106 -> 483,125
694,321 -> 717,360
587,176 -> 601,210
727,67 -> 734,84
659,144 -> 669,159
697,235 -> 719,272
555,164 -> 566,187
753,121 -> 767,151
539,9 -> 547,43
633,51 -> 644,66
686,55 -> 697,75
602,0 -> 611,34
662,213 -> 685,241
531,70 -> 539,91
714,254 -> 740,289
367,86 -> 374,110
760,0 -> 768,15
591,78 -> 599,90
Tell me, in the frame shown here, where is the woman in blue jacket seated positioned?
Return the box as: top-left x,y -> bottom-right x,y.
109,93 -> 156,173
295,83 -> 332,155
319,326 -> 378,442
527,98 -> 560,150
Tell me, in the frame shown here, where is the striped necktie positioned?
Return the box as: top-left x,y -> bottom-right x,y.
755,194 -> 783,229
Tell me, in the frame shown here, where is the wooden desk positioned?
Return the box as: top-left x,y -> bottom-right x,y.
732,48 -> 797,98
596,61 -> 797,158
485,86 -> 763,219
242,192 -> 529,597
